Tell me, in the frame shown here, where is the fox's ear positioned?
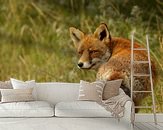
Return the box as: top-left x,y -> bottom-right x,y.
94,23 -> 111,41
69,27 -> 84,46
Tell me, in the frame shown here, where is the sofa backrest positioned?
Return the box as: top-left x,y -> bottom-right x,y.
36,82 -> 80,105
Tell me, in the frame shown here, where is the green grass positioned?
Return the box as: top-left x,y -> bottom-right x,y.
0,0 -> 162,113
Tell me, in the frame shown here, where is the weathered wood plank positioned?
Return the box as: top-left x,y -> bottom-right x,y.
157,123 -> 163,127
144,122 -> 160,130
135,114 -> 163,122
148,123 -> 163,130
135,122 -> 151,130
134,123 -> 142,130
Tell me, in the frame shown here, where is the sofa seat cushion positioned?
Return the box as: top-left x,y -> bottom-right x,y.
0,101 -> 54,117
55,101 -> 112,117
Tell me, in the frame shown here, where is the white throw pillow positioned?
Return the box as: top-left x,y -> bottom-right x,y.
78,80 -> 106,101
0,81 -> 13,101
10,78 -> 37,100
1,88 -> 34,103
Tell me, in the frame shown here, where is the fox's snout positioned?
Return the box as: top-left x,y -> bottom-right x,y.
77,49 -> 93,69
77,49 -> 98,69
77,59 -> 95,69
77,62 -> 91,69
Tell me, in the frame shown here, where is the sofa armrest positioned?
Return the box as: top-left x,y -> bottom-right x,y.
122,101 -> 133,122
118,101 -> 134,129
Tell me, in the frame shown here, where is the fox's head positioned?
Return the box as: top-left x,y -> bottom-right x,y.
69,23 -> 112,70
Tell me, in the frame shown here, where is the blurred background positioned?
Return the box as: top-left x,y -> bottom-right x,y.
0,0 -> 162,112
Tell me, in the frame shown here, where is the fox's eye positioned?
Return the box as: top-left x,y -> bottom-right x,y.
78,51 -> 83,55
89,50 -> 98,54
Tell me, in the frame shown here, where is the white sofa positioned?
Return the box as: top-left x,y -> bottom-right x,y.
0,82 -> 133,130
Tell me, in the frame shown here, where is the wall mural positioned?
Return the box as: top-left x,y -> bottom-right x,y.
0,0 -> 162,113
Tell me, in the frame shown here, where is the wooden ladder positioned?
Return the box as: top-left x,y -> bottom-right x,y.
130,34 -> 157,125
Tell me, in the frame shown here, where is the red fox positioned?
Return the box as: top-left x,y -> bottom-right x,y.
69,23 -> 156,107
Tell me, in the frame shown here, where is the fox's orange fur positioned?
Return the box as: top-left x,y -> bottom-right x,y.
69,23 -> 156,108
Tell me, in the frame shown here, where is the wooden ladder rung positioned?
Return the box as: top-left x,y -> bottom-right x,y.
133,48 -> 147,51
135,106 -> 153,109
134,61 -> 149,63
133,91 -> 152,93
133,74 -> 150,76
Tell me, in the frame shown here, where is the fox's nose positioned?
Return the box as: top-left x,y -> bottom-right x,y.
78,62 -> 83,68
